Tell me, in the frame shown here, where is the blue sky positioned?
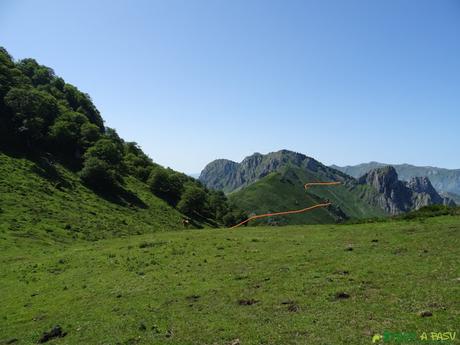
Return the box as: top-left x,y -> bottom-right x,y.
1,0 -> 459,173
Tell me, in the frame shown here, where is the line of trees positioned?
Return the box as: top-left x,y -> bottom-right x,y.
0,47 -> 246,227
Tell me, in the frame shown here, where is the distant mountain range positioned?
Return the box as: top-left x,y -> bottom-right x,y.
331,162 -> 460,198
199,150 -> 455,225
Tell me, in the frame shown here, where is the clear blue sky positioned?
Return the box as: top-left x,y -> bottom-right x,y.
1,0 -> 459,173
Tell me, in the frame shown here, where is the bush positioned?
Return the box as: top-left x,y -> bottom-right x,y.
400,205 -> 457,220
80,157 -> 118,192
84,138 -> 123,166
207,190 -> 229,221
123,142 -> 154,182
4,87 -> 59,143
223,213 -> 236,227
48,112 -> 88,153
80,122 -> 101,147
177,186 -> 207,217
148,169 -> 183,206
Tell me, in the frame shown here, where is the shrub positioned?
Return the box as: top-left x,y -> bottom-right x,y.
80,122 -> 101,147
80,157 -> 118,192
148,169 -> 183,206
222,213 -> 236,227
84,138 -> 123,166
177,186 -> 206,217
4,87 -> 59,143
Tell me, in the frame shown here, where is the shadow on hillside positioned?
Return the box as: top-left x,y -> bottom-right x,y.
189,210 -> 217,228
0,147 -> 148,209
0,146 -> 74,190
31,155 -> 74,190
94,186 -> 148,209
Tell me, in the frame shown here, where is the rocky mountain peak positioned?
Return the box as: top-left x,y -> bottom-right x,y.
358,166 -> 399,194
198,159 -> 239,192
358,166 -> 454,214
199,149 -> 349,193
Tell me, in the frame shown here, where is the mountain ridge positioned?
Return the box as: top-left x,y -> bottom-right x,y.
200,150 -> 455,224
200,150 -> 387,225
200,150 -> 352,194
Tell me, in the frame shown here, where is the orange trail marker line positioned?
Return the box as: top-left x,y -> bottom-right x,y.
304,181 -> 341,190
230,181 -> 341,229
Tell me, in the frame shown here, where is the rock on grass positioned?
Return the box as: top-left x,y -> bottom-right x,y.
38,325 -> 66,343
334,292 -> 350,300
419,310 -> 433,317
238,299 -> 258,306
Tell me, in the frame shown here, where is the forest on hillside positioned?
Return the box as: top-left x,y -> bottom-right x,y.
0,47 -> 246,227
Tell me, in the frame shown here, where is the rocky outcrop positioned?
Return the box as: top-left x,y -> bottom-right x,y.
332,162 -> 460,195
440,192 -> 460,206
197,159 -> 239,192
358,166 -> 455,215
358,166 -> 412,214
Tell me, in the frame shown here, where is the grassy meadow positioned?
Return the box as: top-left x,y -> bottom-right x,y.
1,215 -> 459,344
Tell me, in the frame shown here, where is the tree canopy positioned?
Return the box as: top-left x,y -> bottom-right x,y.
0,46 -> 241,227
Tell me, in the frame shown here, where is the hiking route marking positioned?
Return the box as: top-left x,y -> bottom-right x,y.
230,181 -> 341,229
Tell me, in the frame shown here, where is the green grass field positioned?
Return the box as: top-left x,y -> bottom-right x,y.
1,215 -> 459,344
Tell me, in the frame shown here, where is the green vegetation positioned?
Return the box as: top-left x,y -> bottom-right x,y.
1,215 -> 459,344
229,166 -> 385,226
398,205 -> 460,220
0,152 -> 184,241
0,47 -> 241,228
344,205 -> 460,225
1,47 -> 458,345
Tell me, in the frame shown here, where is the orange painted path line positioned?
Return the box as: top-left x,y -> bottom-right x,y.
230,181 -> 341,229
304,181 -> 341,190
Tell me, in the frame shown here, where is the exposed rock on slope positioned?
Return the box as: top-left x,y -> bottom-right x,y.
358,166 -> 455,214
440,191 -> 460,205
198,159 -> 239,192
332,162 -> 460,195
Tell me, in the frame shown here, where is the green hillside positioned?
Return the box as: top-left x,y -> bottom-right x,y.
0,47 -> 244,233
229,166 -> 386,226
1,215 -> 459,344
1,44 -> 458,345
0,152 -> 185,241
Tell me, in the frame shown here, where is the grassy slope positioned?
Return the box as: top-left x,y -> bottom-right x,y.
1,216 -> 459,344
0,152 -> 184,241
230,171 -> 335,225
229,167 -> 385,226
